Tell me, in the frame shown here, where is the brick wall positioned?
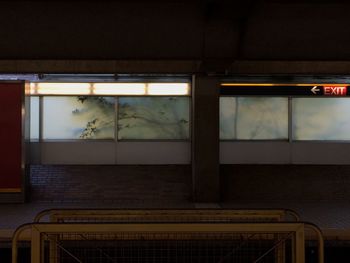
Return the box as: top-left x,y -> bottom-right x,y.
30,164 -> 350,204
30,165 -> 192,204
222,165 -> 350,202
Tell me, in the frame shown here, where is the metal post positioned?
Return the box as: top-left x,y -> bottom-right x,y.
31,226 -> 41,263
294,227 -> 305,263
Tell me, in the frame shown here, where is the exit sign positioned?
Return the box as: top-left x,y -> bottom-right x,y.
323,86 -> 347,96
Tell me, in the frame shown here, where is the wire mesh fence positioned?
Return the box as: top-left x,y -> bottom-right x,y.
42,231 -> 292,263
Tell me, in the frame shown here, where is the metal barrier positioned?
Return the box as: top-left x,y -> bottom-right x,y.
13,222 -> 323,263
34,208 -> 300,223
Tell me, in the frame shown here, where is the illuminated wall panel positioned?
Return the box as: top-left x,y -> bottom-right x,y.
43,96 -> 115,140
118,97 -> 190,140
220,97 -> 288,140
293,98 -> 350,140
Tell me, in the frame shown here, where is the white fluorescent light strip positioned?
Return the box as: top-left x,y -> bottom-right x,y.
36,83 -> 91,95
30,82 -> 190,95
92,83 -> 146,95
147,83 -> 189,95
30,83 -> 37,95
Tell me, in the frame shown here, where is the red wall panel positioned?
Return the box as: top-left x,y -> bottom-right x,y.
0,83 -> 23,190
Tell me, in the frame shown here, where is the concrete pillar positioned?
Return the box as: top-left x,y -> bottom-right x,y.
192,75 -> 220,202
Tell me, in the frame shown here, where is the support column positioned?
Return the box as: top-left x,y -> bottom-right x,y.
192,75 -> 220,202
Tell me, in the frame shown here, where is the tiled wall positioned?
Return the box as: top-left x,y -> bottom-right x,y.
30,164 -> 350,204
30,165 -> 192,204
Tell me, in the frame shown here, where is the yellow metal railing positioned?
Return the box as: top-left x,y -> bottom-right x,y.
33,208 -> 300,223
29,208 -> 301,263
12,222 -> 323,263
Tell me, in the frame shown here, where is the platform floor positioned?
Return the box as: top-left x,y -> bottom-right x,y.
1,200 -> 350,240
